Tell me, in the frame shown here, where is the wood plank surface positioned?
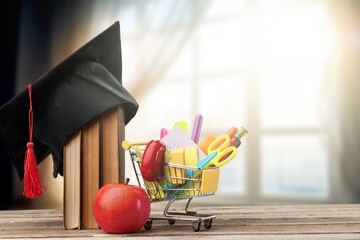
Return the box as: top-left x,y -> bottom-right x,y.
0,204 -> 359,239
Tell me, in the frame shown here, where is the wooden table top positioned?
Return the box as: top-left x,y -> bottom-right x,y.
1,204 -> 360,239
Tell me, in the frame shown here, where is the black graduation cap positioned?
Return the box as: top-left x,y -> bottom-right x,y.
0,22 -> 139,188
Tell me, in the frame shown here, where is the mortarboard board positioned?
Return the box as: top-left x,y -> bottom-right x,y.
0,22 -> 139,186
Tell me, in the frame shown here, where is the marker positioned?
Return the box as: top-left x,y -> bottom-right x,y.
191,114 -> 203,144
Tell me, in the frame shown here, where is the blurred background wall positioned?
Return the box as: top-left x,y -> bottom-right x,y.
1,0 -> 360,210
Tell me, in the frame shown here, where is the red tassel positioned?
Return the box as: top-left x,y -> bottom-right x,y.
23,142 -> 42,198
23,84 -> 44,198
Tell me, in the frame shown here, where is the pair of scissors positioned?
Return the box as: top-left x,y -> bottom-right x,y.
197,135 -> 238,169
171,136 -> 238,196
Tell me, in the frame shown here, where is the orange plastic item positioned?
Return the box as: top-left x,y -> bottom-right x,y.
199,134 -> 216,155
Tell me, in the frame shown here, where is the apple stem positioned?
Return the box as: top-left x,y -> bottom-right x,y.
125,178 -> 130,185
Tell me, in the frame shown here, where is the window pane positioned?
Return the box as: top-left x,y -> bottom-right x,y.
252,3 -> 333,69
144,0 -> 193,29
218,149 -> 246,194
117,6 -> 139,36
260,134 -> 329,198
122,39 -> 141,90
260,70 -> 323,128
198,19 -> 249,73
257,0 -> 300,7
204,0 -> 247,19
199,76 -> 246,132
140,81 -> 192,138
162,38 -> 193,80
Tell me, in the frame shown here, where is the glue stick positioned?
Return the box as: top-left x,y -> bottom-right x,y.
226,126 -> 238,139
229,127 -> 248,148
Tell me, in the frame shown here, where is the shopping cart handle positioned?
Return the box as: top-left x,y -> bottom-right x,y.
122,140 -> 149,150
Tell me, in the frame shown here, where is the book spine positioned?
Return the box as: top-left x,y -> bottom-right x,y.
63,131 -> 81,229
81,119 -> 100,229
101,106 -> 123,185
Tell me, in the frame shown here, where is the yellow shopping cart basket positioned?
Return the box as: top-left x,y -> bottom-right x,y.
122,140 -> 220,232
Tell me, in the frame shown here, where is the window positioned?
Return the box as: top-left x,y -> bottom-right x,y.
118,0 -> 335,204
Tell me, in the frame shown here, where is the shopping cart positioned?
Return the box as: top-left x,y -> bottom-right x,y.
122,141 -> 220,232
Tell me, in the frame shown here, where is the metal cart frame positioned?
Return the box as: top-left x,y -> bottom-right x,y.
123,141 -> 219,232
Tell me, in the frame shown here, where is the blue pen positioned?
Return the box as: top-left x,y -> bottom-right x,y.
186,152 -> 217,177
196,151 -> 217,168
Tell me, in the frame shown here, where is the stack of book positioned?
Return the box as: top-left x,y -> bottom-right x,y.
63,106 -> 125,229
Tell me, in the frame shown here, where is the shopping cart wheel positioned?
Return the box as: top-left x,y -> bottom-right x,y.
204,219 -> 213,229
168,219 -> 176,225
144,220 -> 153,230
192,220 -> 201,232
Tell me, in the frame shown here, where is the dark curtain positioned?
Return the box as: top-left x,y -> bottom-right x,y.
0,0 -> 84,209
326,0 -> 360,202
335,0 -> 360,202
0,1 -> 20,210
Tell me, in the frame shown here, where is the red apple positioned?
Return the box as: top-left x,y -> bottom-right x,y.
93,179 -> 151,233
